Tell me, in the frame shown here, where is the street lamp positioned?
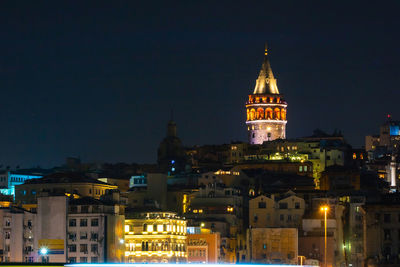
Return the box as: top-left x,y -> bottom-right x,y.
320,205 -> 329,267
39,247 -> 48,255
39,247 -> 48,263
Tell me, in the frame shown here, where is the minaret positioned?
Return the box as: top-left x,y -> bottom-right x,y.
245,44 -> 287,144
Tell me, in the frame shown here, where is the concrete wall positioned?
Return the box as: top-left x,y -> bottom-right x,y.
37,196 -> 67,263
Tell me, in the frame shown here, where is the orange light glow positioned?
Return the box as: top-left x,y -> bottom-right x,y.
320,206 -> 329,212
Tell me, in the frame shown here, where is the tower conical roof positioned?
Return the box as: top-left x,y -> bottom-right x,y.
253,44 -> 279,94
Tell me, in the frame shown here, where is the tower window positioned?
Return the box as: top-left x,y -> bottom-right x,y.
252,133 -> 255,138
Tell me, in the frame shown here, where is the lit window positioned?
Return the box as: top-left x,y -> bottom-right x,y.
125,225 -> 130,233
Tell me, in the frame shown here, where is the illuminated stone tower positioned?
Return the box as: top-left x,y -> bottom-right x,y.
246,44 -> 287,144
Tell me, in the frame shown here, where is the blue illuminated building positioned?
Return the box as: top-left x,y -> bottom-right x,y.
129,174 -> 147,188
0,169 -> 50,196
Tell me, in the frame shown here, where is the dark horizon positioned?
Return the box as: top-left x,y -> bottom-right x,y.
1,1 -> 400,168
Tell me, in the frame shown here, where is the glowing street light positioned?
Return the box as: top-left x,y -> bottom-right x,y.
320,205 -> 329,267
39,247 -> 48,255
39,247 -> 49,263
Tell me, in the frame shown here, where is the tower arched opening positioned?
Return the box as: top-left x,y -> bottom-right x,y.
257,108 -> 264,119
274,108 -> 281,120
250,109 -> 256,120
281,109 -> 286,121
266,108 -> 273,119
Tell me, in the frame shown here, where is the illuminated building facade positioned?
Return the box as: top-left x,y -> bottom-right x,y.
0,170 -> 44,197
124,212 -> 187,263
246,44 -> 287,144
187,227 -> 220,263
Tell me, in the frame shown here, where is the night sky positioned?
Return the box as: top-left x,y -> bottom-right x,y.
1,1 -> 400,168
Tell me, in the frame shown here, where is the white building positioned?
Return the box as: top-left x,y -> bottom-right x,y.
67,196 -> 125,263
0,207 -> 36,263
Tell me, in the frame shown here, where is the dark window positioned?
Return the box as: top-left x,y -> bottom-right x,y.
69,245 -> 76,252
91,244 -> 98,253
279,202 -> 288,209
80,244 -> 87,253
90,233 -> 98,241
91,219 -> 99,227
258,202 -> 266,208
81,206 -> 89,213
80,219 -> 87,227
68,232 -> 76,240
295,202 -> 300,209
384,214 -> 391,223
69,206 -> 78,213
69,219 -> 76,227
384,229 -> 391,240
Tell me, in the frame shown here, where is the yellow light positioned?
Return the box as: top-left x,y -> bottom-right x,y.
200,222 -> 205,227
198,209 -> 203,213
320,206 -> 329,212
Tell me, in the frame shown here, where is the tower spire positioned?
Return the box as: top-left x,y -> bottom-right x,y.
253,43 -> 279,95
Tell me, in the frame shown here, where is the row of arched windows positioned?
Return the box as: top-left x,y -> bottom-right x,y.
247,107 -> 286,121
140,241 -> 185,251
248,95 -> 283,104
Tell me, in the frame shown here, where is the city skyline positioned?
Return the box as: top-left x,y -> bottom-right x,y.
1,1 -> 400,167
